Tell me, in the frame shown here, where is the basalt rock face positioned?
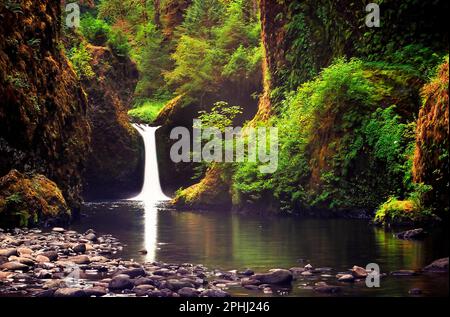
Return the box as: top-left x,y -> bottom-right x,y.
0,1 -> 91,213
413,61 -> 449,216
81,45 -> 143,200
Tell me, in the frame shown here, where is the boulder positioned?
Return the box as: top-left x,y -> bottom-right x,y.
177,287 -> 199,297
108,274 -> 134,291
0,261 -> 29,271
396,228 -> 427,240
250,269 -> 293,285
423,257 -> 449,272
54,288 -> 87,298
352,266 -> 368,278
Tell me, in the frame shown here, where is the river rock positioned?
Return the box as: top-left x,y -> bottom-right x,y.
0,248 -> 17,257
162,279 -> 195,291
8,256 -> 35,266
72,244 -> 86,254
314,285 -> 342,294
250,269 -> 293,285
134,277 -> 157,286
69,255 -> 90,265
54,288 -> 87,297
304,264 -> 313,270
391,270 -> 418,276
352,266 -> 368,278
108,274 -> 134,291
17,247 -> 33,256
134,284 -> 155,296
289,267 -> 305,275
201,289 -> 230,297
338,274 -> 355,282
238,269 -> 254,276
40,251 -> 58,261
84,287 -> 107,297
177,287 -> 199,297
409,288 -> 422,295
52,227 -> 65,233
85,233 -> 97,241
116,267 -> 146,279
423,257 -> 449,272
0,261 -> 29,271
396,228 -> 427,240
35,255 -> 50,263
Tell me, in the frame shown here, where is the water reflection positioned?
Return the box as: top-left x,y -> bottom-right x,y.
142,201 -> 159,262
73,202 -> 448,296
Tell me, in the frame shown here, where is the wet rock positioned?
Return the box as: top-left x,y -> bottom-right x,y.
69,255 -> 90,265
72,244 -> 86,254
238,269 -> 254,276
138,249 -> 148,254
201,289 -> 230,297
17,247 -> 33,256
34,289 -> 56,297
243,285 -> 259,290
43,280 -> 67,290
85,233 -> 97,241
8,256 -> 35,266
396,228 -> 427,240
162,279 -> 195,291
0,248 -> 17,257
391,270 -> 418,276
134,277 -> 156,287
40,251 -> 58,261
241,278 -> 261,286
177,287 -> 199,297
52,227 -> 65,233
289,267 -> 305,275
54,288 -> 87,297
109,274 -> 134,291
84,287 -> 107,297
314,285 -> 342,294
304,264 -> 313,270
301,271 -> 313,277
177,268 -> 190,275
409,288 -> 422,295
116,267 -> 146,279
338,274 -> 355,282
35,269 -> 52,279
0,261 -> 30,271
134,284 -> 155,296
250,269 -> 293,285
423,257 -> 449,272
352,266 -> 368,278
35,255 -> 50,263
0,271 -> 13,279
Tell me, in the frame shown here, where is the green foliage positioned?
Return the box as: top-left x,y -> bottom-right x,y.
198,101 -> 243,131
5,193 -> 22,205
374,183 -> 434,225
166,0 -> 262,100
107,27 -> 131,56
80,14 -> 110,45
128,99 -> 169,123
233,59 -> 421,213
68,43 -> 95,80
133,22 -> 170,98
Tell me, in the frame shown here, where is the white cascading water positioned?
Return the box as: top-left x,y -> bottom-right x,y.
130,124 -> 171,202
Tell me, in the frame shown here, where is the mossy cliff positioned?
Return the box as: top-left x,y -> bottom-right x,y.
413,61 -> 449,215
81,44 -> 144,199
0,0 -> 91,221
172,0 -> 449,223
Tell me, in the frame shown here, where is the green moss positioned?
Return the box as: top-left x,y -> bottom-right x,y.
128,99 -> 169,123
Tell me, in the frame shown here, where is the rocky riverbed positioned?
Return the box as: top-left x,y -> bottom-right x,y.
0,227 -> 448,297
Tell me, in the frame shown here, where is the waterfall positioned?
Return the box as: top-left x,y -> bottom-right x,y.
130,124 -> 171,202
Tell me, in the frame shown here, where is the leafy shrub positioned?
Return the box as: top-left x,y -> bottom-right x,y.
80,14 -> 110,45
68,43 -> 95,79
107,27 -> 131,57
128,99 -> 168,123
